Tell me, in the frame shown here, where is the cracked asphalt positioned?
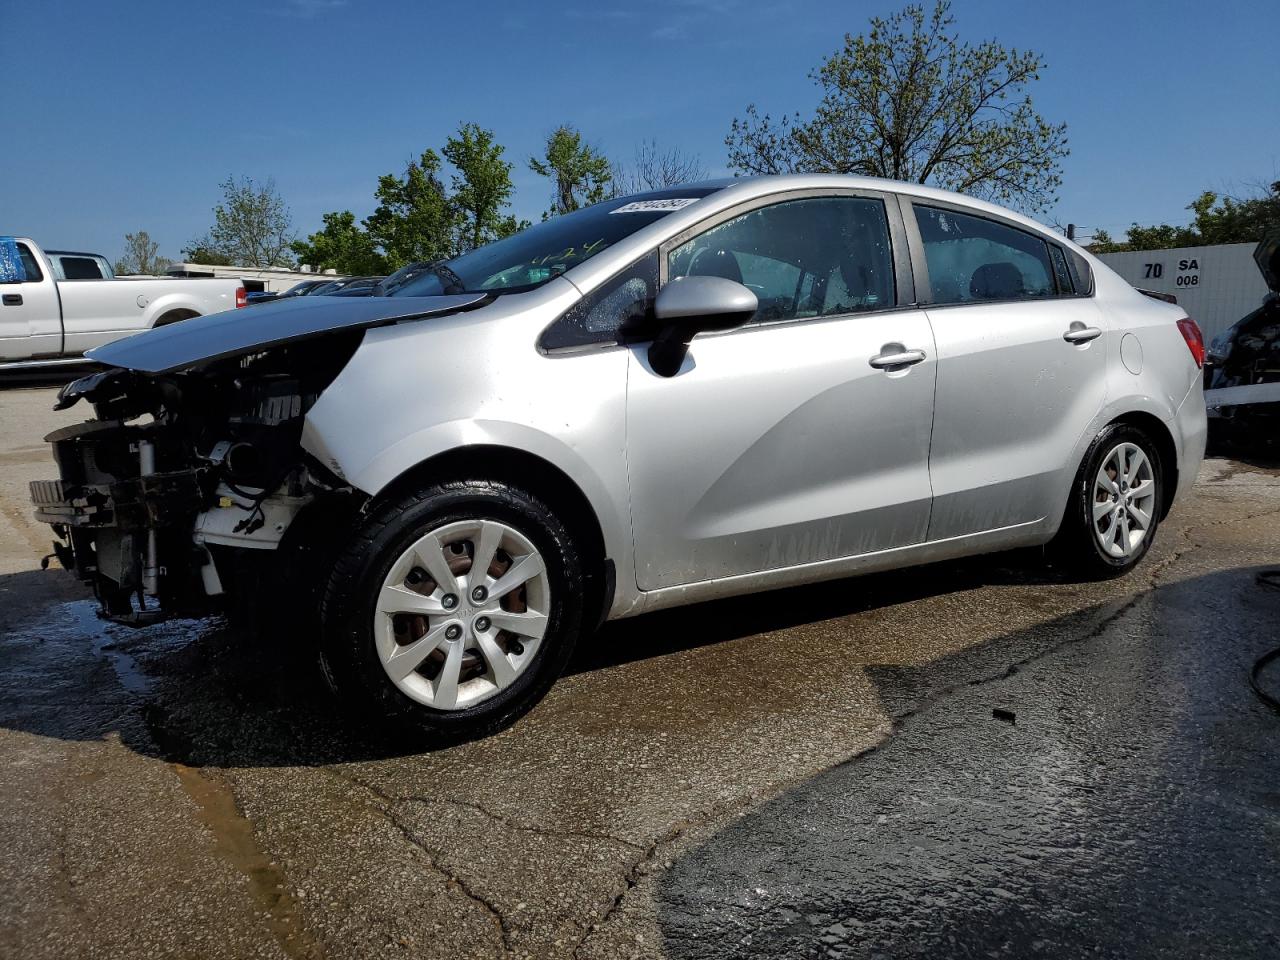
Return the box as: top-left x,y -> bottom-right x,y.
1,383 -> 1278,960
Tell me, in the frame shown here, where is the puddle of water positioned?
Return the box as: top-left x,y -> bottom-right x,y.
173,763 -> 322,959
11,601 -> 321,956
14,600 -> 218,698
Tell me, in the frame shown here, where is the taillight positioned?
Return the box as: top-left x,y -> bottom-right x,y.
1176,317 -> 1204,368
235,287 -> 247,309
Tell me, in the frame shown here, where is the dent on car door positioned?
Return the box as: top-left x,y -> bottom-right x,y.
625,193 -> 937,591
909,202 -> 1108,540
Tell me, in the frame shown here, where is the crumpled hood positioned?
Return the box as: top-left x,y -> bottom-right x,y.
86,293 -> 489,374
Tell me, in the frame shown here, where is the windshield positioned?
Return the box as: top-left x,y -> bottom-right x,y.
389,187 -> 721,298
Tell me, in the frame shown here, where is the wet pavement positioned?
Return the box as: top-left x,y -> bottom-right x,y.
660,567 -> 1280,959
1,383 -> 1278,959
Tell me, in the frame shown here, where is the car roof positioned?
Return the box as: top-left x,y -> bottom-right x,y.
711,174 -> 1059,236
567,173 -> 1088,298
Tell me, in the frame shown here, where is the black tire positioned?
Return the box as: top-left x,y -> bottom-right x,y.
319,479 -> 584,740
1048,422 -> 1163,580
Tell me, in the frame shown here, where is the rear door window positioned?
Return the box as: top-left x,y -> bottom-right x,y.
915,205 -> 1055,305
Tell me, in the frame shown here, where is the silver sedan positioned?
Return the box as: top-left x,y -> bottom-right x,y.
37,174 -> 1208,739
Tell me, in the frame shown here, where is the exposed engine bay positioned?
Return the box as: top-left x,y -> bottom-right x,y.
30,334 -> 364,624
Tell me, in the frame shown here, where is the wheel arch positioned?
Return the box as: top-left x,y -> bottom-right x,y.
1104,410 -> 1179,520
370,444 -> 614,627
153,308 -> 200,328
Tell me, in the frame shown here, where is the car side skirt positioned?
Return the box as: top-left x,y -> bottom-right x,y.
627,517 -> 1048,618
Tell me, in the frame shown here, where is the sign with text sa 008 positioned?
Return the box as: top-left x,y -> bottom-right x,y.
1141,257 -> 1201,288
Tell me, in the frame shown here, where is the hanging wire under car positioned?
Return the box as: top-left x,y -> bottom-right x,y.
1250,570 -> 1280,715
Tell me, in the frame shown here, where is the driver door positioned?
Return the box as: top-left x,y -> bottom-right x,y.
625,193 -> 937,591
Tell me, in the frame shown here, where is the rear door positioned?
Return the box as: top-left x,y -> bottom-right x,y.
905,201 -> 1108,540
0,241 -> 62,360
625,191 -> 937,590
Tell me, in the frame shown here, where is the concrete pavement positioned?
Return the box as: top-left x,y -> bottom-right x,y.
1,382 -> 1277,959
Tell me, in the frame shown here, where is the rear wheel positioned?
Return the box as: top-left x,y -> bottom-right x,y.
1049,423 -> 1163,579
319,479 -> 583,739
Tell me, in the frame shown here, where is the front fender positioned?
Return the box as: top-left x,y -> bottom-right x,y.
298,293 -> 638,613
300,415 -> 635,611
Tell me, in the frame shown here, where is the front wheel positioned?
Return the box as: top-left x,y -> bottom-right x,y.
1049,423 -> 1163,579
319,479 -> 584,739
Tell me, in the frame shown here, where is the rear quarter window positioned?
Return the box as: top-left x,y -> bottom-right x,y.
1048,244 -> 1074,294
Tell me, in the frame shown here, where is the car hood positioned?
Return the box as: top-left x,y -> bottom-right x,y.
85,293 -> 490,374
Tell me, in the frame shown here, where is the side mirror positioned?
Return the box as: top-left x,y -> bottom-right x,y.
648,276 -> 757,376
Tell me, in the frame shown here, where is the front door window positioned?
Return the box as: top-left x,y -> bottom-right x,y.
667,196 -> 896,325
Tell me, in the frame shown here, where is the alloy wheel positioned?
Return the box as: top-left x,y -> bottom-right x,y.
1092,442 -> 1157,559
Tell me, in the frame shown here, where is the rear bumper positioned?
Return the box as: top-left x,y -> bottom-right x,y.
1173,380 -> 1208,504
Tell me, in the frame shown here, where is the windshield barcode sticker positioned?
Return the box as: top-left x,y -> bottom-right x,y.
609,198 -> 700,214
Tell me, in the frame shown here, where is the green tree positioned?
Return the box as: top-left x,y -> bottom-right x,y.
364,150 -> 455,268
1187,182 -> 1280,245
443,123 -> 525,253
179,239 -> 235,265
1087,181 -> 1280,253
529,125 -> 613,217
725,0 -> 1069,213
1121,222 -> 1197,252
190,176 -> 296,267
290,211 -> 386,275
1084,229 -> 1124,254
114,230 -> 172,275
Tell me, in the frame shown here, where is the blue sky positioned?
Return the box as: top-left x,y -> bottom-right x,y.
2,0 -> 1277,263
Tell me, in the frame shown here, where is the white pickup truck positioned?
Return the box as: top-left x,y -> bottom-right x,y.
0,237 -> 244,370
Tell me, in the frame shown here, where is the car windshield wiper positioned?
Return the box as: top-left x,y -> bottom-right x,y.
433,263 -> 467,294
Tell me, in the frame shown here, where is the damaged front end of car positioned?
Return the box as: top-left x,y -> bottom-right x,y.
1204,231 -> 1280,448
29,293 -> 487,625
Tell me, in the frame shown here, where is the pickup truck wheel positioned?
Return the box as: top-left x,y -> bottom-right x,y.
319,479 -> 583,739
1048,423 -> 1162,580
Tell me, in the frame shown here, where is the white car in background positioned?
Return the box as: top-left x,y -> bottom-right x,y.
31,175 -> 1207,739
0,237 -> 243,370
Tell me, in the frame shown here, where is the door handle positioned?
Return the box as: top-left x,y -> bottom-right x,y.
1,294 -> 21,306
1063,324 -> 1102,344
869,348 -> 927,369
